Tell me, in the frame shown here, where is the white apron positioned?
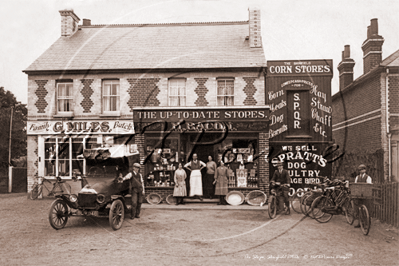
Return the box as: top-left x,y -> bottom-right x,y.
189,169 -> 203,196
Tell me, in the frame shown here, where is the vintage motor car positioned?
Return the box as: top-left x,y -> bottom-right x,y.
48,145 -> 140,231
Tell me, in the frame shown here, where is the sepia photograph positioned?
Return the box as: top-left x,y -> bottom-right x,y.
0,0 -> 398,265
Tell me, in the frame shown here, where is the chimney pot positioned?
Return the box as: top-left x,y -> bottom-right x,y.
83,19 -> 91,26
367,26 -> 371,39
370,18 -> 378,35
344,45 -> 350,58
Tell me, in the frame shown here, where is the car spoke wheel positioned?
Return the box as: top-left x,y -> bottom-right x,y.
312,196 -> 333,223
268,196 -> 277,219
109,199 -> 124,231
49,199 -> 69,230
344,199 -> 355,225
359,205 -> 370,235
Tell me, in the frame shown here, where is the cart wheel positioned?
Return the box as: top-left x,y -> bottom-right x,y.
344,199 -> 355,225
268,196 -> 277,219
49,199 -> 69,230
109,199 -> 124,231
359,205 -> 371,236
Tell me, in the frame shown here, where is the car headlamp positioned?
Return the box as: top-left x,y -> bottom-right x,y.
69,194 -> 78,203
96,194 -> 106,204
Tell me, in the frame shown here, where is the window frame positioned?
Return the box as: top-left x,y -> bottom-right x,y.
56,82 -> 74,114
168,78 -> 186,106
102,79 -> 120,115
217,78 -> 235,106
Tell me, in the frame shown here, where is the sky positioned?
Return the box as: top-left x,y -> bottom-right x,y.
0,0 -> 398,104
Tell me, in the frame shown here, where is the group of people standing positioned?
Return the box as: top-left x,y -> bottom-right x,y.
173,153 -> 229,205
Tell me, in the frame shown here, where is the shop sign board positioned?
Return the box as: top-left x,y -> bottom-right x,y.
268,143 -> 333,195
27,120 -> 134,135
133,107 -> 268,122
266,60 -> 333,142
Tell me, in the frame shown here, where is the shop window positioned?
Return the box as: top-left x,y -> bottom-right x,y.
168,79 -> 186,106
57,83 -> 73,113
217,79 -> 234,106
102,80 -> 120,113
44,137 -> 84,178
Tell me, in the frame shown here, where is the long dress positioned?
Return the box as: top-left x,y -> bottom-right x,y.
204,161 -> 217,197
173,169 -> 187,197
214,166 -> 228,195
185,160 -> 205,197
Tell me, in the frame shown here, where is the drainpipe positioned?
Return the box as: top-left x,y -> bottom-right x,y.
386,68 -> 391,181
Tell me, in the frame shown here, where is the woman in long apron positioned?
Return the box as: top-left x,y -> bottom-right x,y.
184,153 -> 206,200
173,163 -> 187,205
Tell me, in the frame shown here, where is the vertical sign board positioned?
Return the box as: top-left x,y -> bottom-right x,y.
266,60 -> 333,194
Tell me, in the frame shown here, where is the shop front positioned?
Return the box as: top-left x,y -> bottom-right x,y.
27,119 -> 136,180
133,106 -> 269,200
266,60 -> 334,195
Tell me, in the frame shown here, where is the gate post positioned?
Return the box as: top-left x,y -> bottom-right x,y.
8,166 -> 13,193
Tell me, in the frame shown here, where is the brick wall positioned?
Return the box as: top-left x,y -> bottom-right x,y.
27,136 -> 38,192
28,71 -> 265,120
259,132 -> 269,195
332,74 -> 382,154
389,75 -> 399,127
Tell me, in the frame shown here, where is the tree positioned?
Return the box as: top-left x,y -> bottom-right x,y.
0,87 -> 27,170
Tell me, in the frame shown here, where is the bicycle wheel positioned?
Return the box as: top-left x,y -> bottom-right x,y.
344,199 -> 355,225
41,179 -> 53,197
359,205 -> 371,235
29,184 -> 40,200
311,196 -> 334,223
268,196 -> 277,219
300,191 -> 312,215
290,191 -> 302,214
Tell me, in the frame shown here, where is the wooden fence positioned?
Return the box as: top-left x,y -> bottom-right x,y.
371,182 -> 399,228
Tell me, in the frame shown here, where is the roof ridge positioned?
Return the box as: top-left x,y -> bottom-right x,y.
81,20 -> 249,28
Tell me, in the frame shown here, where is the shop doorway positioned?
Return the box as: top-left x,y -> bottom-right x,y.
187,134 -> 219,199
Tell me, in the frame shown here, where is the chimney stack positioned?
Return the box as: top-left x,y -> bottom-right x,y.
82,19 -> 91,26
59,9 -> 80,37
248,8 -> 262,48
337,45 -> 355,90
362,18 -> 384,74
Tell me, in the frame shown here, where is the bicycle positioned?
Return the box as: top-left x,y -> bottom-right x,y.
268,182 -> 290,219
29,176 -> 72,200
311,180 -> 352,223
345,196 -> 371,235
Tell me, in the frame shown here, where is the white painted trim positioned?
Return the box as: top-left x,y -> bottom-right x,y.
390,113 -> 399,116
332,114 -> 381,131
363,51 -> 382,59
333,109 -> 381,127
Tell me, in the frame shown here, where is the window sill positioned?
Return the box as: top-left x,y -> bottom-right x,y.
100,112 -> 121,117
53,112 -> 74,118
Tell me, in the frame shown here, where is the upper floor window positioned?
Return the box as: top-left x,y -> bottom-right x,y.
102,80 -> 120,112
168,79 -> 186,106
217,79 -> 234,106
57,83 -> 73,112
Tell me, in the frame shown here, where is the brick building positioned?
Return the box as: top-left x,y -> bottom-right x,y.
24,9 -> 270,199
332,19 -> 399,183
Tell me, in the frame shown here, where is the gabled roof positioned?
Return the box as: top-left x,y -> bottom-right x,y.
25,21 -> 266,72
381,49 -> 399,67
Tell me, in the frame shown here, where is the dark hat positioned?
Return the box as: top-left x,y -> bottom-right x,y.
133,163 -> 141,168
358,164 -> 366,170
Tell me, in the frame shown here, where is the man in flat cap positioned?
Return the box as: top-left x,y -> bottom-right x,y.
353,164 -> 372,228
270,161 -> 291,214
121,162 -> 145,219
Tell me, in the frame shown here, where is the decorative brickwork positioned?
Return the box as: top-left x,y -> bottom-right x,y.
258,132 -> 269,195
194,78 -> 209,106
34,80 -> 48,113
127,78 -> 160,110
388,76 -> 399,127
243,77 -> 257,105
80,79 -> 94,113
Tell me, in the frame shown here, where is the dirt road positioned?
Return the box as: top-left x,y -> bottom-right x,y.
0,194 -> 398,265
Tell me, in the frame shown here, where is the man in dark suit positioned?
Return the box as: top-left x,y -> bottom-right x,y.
121,163 -> 145,219
270,161 -> 291,214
